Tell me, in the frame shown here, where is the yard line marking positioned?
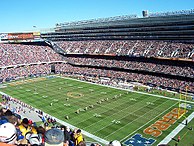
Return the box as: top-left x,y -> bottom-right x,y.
0,90 -> 109,145
158,112 -> 194,145
120,101 -> 178,142
56,75 -> 194,104
85,94 -> 161,133
66,95 -> 134,122
74,94 -> 147,126
103,99 -> 174,139
1,75 -> 190,145
82,95 -> 158,129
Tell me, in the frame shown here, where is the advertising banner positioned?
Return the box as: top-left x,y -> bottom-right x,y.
0,33 -> 8,41
8,33 -> 34,40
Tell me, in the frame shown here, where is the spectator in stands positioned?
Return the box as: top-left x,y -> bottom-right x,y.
44,128 -> 64,146
108,140 -> 121,146
56,40 -> 194,59
61,125 -> 71,146
19,118 -> 37,137
55,63 -> 194,93
74,129 -> 84,146
77,141 -> 86,146
0,122 -> 17,145
1,42 -> 193,93
25,132 -> 42,146
36,126 -> 46,143
68,57 -> 194,78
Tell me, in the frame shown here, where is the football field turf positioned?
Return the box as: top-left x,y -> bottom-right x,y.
0,75 -> 193,146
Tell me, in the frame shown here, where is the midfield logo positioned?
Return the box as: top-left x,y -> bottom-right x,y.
123,134 -> 156,146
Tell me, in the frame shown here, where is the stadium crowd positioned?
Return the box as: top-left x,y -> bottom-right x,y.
1,94 -> 113,146
55,40 -> 194,59
68,57 -> 194,78
0,42 -> 193,145
55,64 -> 194,93
0,64 -> 51,83
0,43 -> 193,93
0,43 -> 63,82
0,44 -> 62,67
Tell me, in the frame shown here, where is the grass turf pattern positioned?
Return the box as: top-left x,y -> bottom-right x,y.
0,76 -> 193,145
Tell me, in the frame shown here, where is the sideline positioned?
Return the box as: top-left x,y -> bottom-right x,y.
0,92 -> 109,145
158,112 -> 194,145
56,118 -> 109,145
56,75 -> 194,104
1,76 -> 193,145
120,102 -> 178,142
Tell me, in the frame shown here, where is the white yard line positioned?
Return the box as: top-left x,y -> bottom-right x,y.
95,96 -> 164,136
158,112 -> 194,145
1,76 -> 192,145
75,94 -> 147,127
56,75 -> 194,104
54,75 -> 187,143
103,98 -> 171,139
0,92 -> 109,145
120,102 -> 178,142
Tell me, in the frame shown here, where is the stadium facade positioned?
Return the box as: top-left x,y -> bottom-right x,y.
0,10 -> 194,94
41,10 -> 194,42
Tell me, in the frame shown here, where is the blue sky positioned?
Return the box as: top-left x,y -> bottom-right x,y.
0,0 -> 193,33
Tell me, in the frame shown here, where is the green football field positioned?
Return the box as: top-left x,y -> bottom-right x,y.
0,75 -> 193,146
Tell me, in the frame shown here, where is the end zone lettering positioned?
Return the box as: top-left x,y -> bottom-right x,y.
144,108 -> 187,137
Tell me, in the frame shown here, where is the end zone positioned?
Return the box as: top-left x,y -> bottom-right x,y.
123,133 -> 156,146
158,112 -> 194,145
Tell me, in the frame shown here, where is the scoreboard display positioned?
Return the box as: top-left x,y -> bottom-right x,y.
8,33 -> 34,40
0,32 -> 40,42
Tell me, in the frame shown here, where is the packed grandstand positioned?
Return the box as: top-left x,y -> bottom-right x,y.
0,9 -> 194,146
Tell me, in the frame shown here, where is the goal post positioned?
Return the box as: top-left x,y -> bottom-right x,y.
178,86 -> 188,119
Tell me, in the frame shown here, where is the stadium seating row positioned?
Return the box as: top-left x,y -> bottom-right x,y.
68,57 -> 194,78
0,44 -> 62,67
55,40 -> 194,59
0,43 -> 193,93
0,94 -> 105,146
55,63 -> 194,93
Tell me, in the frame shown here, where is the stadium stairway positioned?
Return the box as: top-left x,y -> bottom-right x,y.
45,40 -> 67,56
45,40 -> 75,64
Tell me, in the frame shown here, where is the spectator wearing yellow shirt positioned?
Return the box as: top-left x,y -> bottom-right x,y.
74,129 -> 84,146
19,118 -> 37,137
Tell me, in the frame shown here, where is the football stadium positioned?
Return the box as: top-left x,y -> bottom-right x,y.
0,5 -> 194,146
